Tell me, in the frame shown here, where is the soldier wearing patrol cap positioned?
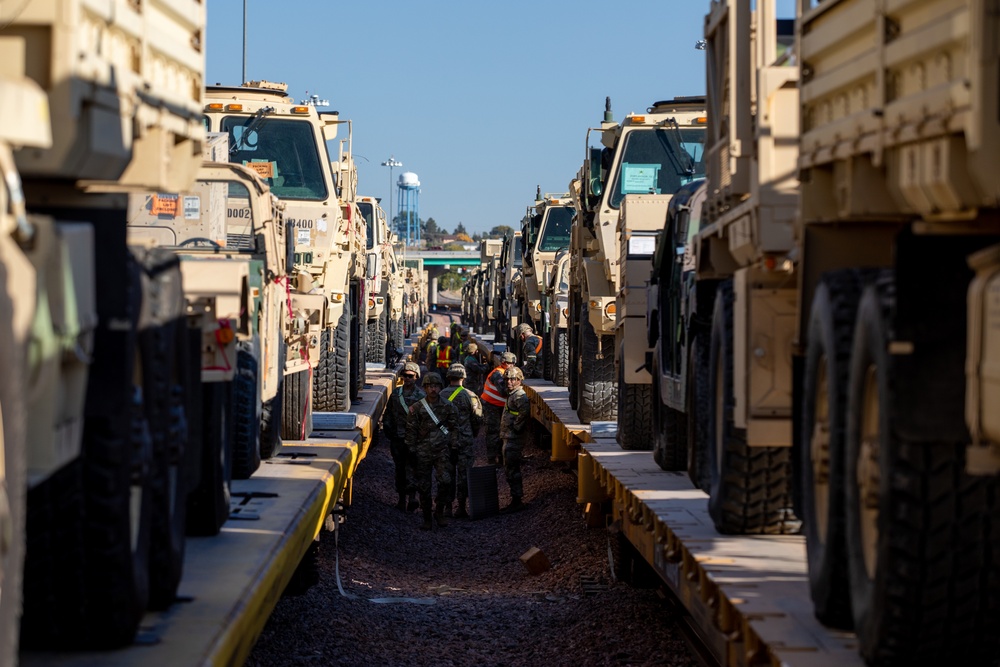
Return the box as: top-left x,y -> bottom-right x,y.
406,372 -> 459,530
500,365 -> 530,511
443,363 -> 483,518
480,350 -> 517,465
463,341 -> 488,395
518,323 -> 543,379
383,362 -> 425,511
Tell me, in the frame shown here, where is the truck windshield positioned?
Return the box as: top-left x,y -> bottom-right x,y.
513,236 -> 523,268
608,127 -> 706,209
538,207 -> 574,252
221,117 -> 328,201
358,201 -> 376,249
126,179 -> 258,252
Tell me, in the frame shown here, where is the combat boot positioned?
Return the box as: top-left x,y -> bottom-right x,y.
502,497 -> 524,513
443,503 -> 453,518
434,506 -> 448,527
407,494 -> 420,512
420,508 -> 433,531
455,500 -> 469,519
396,494 -> 407,511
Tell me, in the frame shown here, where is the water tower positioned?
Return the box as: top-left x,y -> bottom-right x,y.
397,171 -> 421,247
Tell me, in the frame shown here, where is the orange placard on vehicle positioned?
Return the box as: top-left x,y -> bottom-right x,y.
246,160 -> 274,179
150,193 -> 179,217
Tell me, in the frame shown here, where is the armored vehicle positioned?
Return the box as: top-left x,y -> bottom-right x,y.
203,82 -> 367,413
358,195 -> 396,364
520,187 -> 573,378
568,97 -> 706,429
0,0 -> 206,651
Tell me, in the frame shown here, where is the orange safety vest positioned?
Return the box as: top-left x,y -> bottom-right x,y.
481,368 -> 507,406
436,346 -> 451,368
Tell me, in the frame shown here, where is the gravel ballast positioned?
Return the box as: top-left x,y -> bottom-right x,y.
245,422 -> 700,667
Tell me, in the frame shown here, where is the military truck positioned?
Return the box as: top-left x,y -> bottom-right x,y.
203,82 -> 367,413
646,179 -> 708,482
127,160 -> 312,482
495,230 -> 523,348
358,195 -> 394,364
401,257 -> 426,336
567,97 -> 706,429
0,0 -> 206,651
520,187 -> 574,378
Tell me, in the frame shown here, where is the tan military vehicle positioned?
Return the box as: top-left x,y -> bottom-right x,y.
567,97 -> 706,433
520,188 -> 574,379
127,160 -> 314,482
203,82 -> 367,413
0,0 -> 206,651
495,230 -> 523,347
401,257 -> 427,335
358,195 -> 395,364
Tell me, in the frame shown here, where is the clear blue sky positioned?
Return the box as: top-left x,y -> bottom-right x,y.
207,1 -> 796,237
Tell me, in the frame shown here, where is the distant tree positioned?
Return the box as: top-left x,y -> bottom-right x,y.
489,225 -> 514,238
455,232 -> 472,243
455,222 -> 467,236
443,242 -> 466,251
439,271 -> 466,292
424,217 -> 440,238
472,232 -> 483,243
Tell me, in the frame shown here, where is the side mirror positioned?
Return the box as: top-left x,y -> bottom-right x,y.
366,253 -> 378,280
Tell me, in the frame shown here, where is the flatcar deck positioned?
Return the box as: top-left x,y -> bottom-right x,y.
20,368 -> 395,667
520,377 -> 864,667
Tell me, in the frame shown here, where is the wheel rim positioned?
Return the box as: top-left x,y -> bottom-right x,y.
857,363 -> 881,581
811,358 -> 831,541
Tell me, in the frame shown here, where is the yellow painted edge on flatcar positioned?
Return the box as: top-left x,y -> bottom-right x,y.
206,445 -> 356,667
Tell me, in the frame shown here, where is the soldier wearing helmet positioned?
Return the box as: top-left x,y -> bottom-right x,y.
383,361 -> 425,511
442,363 -> 483,518
500,365 -> 530,511
406,371 -> 459,530
435,335 -> 452,371
480,349 -> 516,465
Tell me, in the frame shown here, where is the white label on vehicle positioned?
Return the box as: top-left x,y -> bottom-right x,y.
628,235 -> 656,256
297,228 -> 311,245
183,196 -> 200,219
317,218 -> 327,232
621,163 -> 660,194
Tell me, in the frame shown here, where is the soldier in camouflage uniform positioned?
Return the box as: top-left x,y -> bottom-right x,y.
480,351 -> 516,465
382,361 -> 426,511
463,342 -> 488,395
500,365 -> 531,511
443,363 -> 483,519
518,323 -> 543,379
406,372 -> 459,530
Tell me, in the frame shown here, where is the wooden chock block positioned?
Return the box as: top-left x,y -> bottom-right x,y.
520,546 -> 551,575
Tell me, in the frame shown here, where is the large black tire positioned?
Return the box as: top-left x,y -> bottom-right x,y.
231,347 -> 262,480
366,308 -> 387,364
686,329 -> 711,492
651,353 -> 687,470
185,380 -> 233,537
568,295 -> 580,410
260,380 -> 283,460
800,270 -> 867,629
314,306 -> 351,412
351,289 -> 366,401
845,275 -> 1000,665
707,280 -> 798,535
22,251 -> 152,649
392,316 -> 405,350
577,315 -> 617,424
135,247 -> 191,611
552,329 -> 569,387
542,327 -> 553,381
617,345 -> 651,450
282,368 -> 312,440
